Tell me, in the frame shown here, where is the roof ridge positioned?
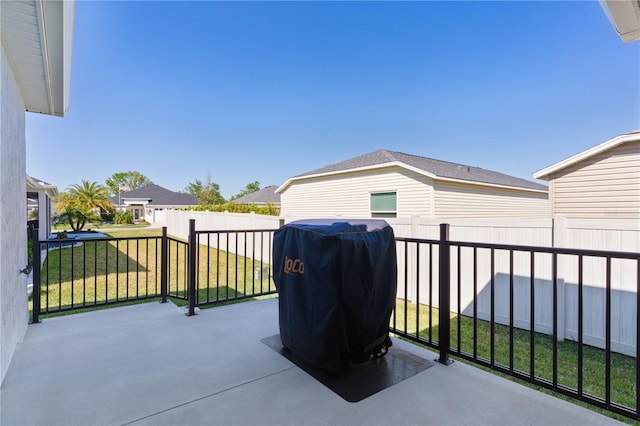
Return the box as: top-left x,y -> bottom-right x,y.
393,150 -> 482,170
294,148 -> 546,191
379,149 -> 398,162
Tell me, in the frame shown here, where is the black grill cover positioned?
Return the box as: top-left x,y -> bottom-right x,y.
273,219 -> 397,372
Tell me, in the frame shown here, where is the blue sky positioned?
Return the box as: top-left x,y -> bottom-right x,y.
26,1 -> 639,199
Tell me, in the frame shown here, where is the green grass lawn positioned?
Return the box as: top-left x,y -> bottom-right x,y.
30,228 -> 276,317
393,300 -> 637,424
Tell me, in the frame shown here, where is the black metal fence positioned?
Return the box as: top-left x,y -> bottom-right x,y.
178,220 -> 278,315
31,231 -> 164,322
30,223 -> 278,322
29,221 -> 640,420
392,224 -> 640,421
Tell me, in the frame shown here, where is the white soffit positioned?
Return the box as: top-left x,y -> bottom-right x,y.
26,175 -> 59,197
599,0 -> 640,42
1,0 -> 75,116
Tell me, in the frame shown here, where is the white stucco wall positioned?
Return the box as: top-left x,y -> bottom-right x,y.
0,43 -> 29,383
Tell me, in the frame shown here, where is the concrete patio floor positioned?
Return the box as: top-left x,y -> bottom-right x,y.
0,298 -> 624,426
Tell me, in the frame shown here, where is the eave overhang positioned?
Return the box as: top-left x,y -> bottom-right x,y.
277,162 -> 548,195
26,174 -> 58,198
599,0 -> 640,43
533,130 -> 640,181
1,0 -> 75,116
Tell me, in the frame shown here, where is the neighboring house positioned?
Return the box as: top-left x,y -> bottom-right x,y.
534,130 -> 640,219
26,175 -> 58,241
111,184 -> 198,223
0,1 -> 74,384
233,185 -> 281,208
277,149 -> 548,220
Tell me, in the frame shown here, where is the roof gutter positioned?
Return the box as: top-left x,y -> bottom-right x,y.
34,1 -> 54,115
26,175 -> 59,197
33,0 -> 75,117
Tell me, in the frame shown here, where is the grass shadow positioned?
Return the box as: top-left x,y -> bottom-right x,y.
391,299 -> 637,422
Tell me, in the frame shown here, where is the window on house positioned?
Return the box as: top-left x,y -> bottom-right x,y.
370,192 -> 397,218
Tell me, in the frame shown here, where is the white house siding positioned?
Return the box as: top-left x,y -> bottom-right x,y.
549,140 -> 640,219
433,181 -> 548,218
0,45 -> 29,383
280,166 -> 434,220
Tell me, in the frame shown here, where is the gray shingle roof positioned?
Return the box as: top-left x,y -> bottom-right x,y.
296,149 -> 547,191
233,186 -> 280,204
110,184 -> 198,206
27,175 -> 53,186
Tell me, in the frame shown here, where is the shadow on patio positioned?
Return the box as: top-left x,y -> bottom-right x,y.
1,298 -> 624,425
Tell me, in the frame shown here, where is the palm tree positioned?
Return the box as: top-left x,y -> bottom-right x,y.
55,180 -> 115,231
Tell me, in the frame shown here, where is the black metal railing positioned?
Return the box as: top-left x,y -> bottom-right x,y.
187,220 -> 277,315
391,223 -> 640,421
30,221 -> 640,420
31,229 -> 165,322
165,234 -> 188,302
30,221 -> 278,321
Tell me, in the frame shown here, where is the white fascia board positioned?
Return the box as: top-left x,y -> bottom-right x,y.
435,176 -> 548,194
599,0 -> 640,43
38,0 -> 74,117
276,162 -> 434,194
145,204 -> 197,209
123,199 -> 150,206
26,175 -> 58,196
26,175 -> 40,190
533,131 -> 640,180
46,187 -> 59,198
63,0 -> 75,115
277,161 -> 546,194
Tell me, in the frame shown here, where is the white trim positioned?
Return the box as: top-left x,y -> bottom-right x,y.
63,0 -> 75,114
35,0 -> 54,115
533,130 -> 640,180
26,175 -> 58,198
434,175 -> 547,194
2,0 -> 74,116
278,161 -> 547,195
370,190 -> 398,218
599,0 -> 640,43
276,162 -> 424,193
123,200 -> 149,206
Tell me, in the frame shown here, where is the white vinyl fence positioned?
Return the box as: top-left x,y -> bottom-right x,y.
166,210 -> 281,240
165,210 -> 281,265
166,211 -> 639,356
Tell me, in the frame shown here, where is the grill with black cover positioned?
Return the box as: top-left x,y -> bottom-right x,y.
273,219 -> 397,373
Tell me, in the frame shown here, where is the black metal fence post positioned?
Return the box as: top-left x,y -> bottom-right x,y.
187,219 -> 197,316
160,226 -> 168,303
437,223 -> 453,365
31,228 -> 41,324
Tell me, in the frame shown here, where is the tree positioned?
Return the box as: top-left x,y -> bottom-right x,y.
231,181 -> 261,200
54,180 -> 115,231
184,173 -> 226,205
105,171 -> 153,196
